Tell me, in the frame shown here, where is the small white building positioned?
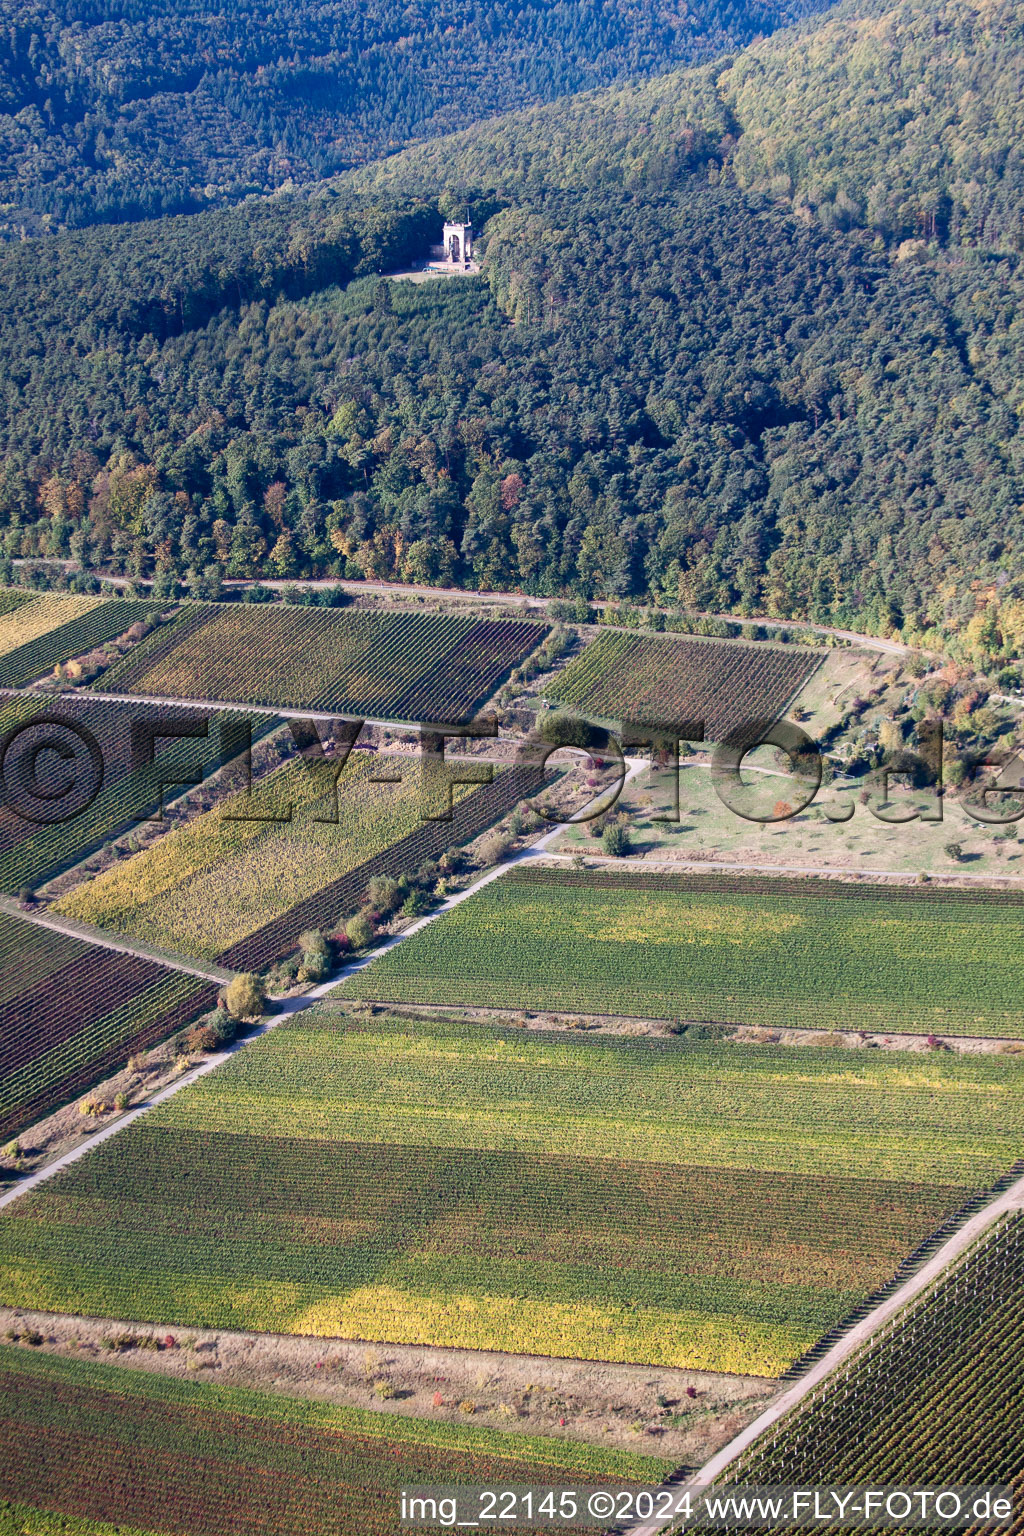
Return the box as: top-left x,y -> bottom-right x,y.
429,221 -> 474,268
443,221 -> 472,265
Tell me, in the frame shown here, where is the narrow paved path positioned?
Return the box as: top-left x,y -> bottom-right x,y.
7,558 -> 919,655
0,683 -> 435,732
0,893 -> 231,983
620,1166 -> 1024,1536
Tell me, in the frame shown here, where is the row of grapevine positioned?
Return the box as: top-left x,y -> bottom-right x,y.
2,1010 -> 1017,1374
509,863 -> 1024,907
0,911 -> 217,1139
545,629 -> 822,738
55,746 -> 462,960
0,1345 -> 663,1536
0,588 -> 32,619
93,600 -> 221,689
0,694 -> 278,894
0,597 -> 164,687
346,865 -> 1024,1036
710,1213 -> 1024,1535
0,592 -> 103,660
215,763 -> 544,969
101,602 -> 548,721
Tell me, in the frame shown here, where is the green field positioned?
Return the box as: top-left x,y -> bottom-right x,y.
0,1346 -> 665,1536
345,866 -> 1024,1038
55,749 -> 462,960
3,1010 -> 1022,1375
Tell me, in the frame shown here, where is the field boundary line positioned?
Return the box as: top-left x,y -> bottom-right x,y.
0,684 -> 440,732
618,1164 -> 1024,1536
0,763 -> 647,1206
537,850 -> 1024,889
0,896 -> 232,984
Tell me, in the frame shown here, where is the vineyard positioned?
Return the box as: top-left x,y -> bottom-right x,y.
57,752 -> 541,966
0,911 -> 217,1139
57,748 -> 466,959
0,588 -> 32,619
214,762 -> 542,972
346,865 -> 1024,1038
0,592 -> 102,658
544,630 -> 822,738
102,603 -> 548,720
710,1213 -> 1024,1535
0,1347 -> 664,1536
0,694 -> 277,895
0,596 -> 163,688
2,1010 -> 1020,1374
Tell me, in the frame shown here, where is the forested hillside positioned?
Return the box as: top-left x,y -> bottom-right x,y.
352,0 -> 1024,250
0,0 -> 830,235
1,0 -> 1023,659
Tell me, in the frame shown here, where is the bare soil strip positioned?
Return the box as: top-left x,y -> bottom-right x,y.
0,1307 -> 774,1467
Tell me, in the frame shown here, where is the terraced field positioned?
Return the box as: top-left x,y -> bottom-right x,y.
346,866 -> 1024,1038
100,603 -> 547,721
710,1213 -> 1024,1535
0,1346 -> 664,1536
545,630 -> 822,738
0,595 -> 163,687
2,1010 -> 1021,1374
0,911 -> 216,1139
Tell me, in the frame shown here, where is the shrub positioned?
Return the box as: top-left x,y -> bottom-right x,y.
602,822 -> 633,857
367,875 -> 402,913
415,858 -> 441,887
185,1023 -> 222,1054
477,831 -> 511,867
224,972 -> 267,1021
945,842 -> 965,862
297,929 -> 331,981
345,913 -> 375,951
539,711 -> 609,751
402,890 -> 430,918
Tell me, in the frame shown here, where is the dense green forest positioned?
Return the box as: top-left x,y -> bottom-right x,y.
350,0 -> 1024,251
1,0 -> 1022,662
0,0 -> 831,235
